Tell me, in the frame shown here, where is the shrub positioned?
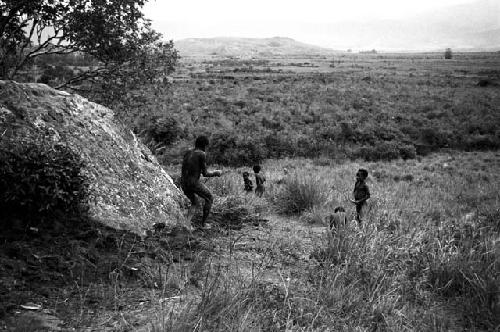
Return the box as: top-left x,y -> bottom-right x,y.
419,127 -> 449,148
275,174 -> 327,215
208,132 -> 266,166
398,144 -> 417,160
263,134 -> 296,158
0,133 -> 90,229
464,135 -> 500,151
444,48 -> 453,59
136,115 -> 182,151
354,141 -> 400,161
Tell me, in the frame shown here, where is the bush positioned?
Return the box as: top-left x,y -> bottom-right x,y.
398,144 -> 417,160
208,132 -> 266,166
464,135 -> 500,151
444,48 -> 453,59
0,133 -> 90,229
136,115 -> 182,151
419,127 -> 449,148
354,141 -> 400,161
275,174 -> 327,215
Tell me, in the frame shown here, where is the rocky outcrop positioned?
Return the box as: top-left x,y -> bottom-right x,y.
0,80 -> 187,233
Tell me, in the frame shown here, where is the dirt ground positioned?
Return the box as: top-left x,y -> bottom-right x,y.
0,210 -> 276,331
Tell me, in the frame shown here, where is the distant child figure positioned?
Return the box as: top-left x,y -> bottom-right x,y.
253,165 -> 266,197
242,171 -> 253,193
351,169 -> 370,225
327,206 -> 347,233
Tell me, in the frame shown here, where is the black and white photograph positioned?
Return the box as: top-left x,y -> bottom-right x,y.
1,0 -> 499,330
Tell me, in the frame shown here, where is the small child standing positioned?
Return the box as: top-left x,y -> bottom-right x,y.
351,168 -> 370,225
253,165 -> 266,197
242,171 -> 253,193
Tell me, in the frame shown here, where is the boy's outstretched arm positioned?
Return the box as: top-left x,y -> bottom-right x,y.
200,153 -> 222,177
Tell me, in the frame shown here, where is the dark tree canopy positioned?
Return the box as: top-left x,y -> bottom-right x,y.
0,0 -> 178,103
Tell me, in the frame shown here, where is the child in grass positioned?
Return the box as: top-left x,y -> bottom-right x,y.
328,206 -> 347,233
351,168 -> 370,225
242,171 -> 253,193
253,165 -> 266,197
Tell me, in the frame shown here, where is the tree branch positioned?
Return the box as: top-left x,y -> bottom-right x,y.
56,67 -> 108,89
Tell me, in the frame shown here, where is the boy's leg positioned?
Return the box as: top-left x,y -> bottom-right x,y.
356,204 -> 362,225
183,187 -> 198,223
202,199 -> 213,225
194,183 -> 213,226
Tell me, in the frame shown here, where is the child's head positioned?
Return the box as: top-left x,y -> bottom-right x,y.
253,165 -> 261,173
356,168 -> 368,180
194,135 -> 209,150
334,206 -> 345,213
243,171 -> 249,178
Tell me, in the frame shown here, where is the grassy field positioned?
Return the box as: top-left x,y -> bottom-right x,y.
152,151 -> 499,331
121,52 -> 500,166
3,151 -> 498,331
2,52 -> 499,330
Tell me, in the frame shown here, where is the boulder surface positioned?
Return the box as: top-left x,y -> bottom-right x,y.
0,80 -> 186,233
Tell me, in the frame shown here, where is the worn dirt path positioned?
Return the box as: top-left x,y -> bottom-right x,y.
205,214 -> 327,288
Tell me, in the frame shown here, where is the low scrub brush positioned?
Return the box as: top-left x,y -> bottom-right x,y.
275,174 -> 327,215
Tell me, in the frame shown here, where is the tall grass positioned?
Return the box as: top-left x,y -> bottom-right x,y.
155,152 -> 499,331
274,174 -> 328,215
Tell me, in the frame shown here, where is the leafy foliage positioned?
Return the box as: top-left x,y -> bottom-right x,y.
0,133 -> 91,228
208,131 -> 266,166
0,0 -> 178,105
134,115 -> 183,153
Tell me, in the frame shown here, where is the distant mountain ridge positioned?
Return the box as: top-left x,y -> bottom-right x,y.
175,37 -> 337,57
171,0 -> 500,53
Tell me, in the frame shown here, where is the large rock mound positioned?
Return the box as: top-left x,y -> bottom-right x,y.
0,80 -> 186,233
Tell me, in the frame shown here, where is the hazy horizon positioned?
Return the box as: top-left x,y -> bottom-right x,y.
144,0 -> 500,52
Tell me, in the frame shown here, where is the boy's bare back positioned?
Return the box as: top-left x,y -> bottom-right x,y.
181,149 -> 208,187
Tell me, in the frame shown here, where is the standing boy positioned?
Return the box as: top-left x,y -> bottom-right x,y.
351,169 -> 370,225
181,136 -> 222,228
253,165 -> 266,197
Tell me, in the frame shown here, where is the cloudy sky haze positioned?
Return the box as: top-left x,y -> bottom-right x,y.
143,0 -> 500,51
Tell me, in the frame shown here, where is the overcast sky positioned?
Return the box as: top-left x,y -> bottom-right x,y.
144,0 -> 500,49
142,0 -> 496,50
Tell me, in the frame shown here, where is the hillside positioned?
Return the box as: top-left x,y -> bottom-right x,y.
175,36 -> 338,57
